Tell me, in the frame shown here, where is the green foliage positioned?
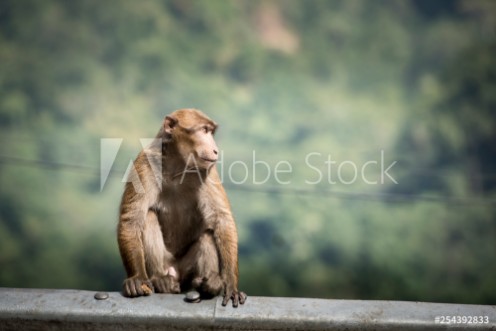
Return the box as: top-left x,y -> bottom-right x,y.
0,0 -> 495,304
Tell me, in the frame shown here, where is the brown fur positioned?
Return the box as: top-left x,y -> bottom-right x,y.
117,108 -> 246,307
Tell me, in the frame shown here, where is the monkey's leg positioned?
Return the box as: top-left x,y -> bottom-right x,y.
143,211 -> 180,293
179,231 -> 223,298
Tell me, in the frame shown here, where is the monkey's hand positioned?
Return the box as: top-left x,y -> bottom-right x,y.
222,284 -> 247,308
123,276 -> 153,297
151,274 -> 181,294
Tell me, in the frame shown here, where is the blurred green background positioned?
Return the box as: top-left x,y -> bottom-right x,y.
0,0 -> 495,304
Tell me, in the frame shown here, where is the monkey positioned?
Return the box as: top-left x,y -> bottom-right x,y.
117,108 -> 246,307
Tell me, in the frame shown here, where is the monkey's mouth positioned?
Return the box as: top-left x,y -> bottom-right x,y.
200,157 -> 217,163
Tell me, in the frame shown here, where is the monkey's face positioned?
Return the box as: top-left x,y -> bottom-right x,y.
177,124 -> 219,170
165,109 -> 219,171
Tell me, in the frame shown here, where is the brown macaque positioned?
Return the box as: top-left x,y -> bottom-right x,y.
117,108 -> 246,307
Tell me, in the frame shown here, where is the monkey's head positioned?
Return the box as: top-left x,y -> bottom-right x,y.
162,109 -> 219,170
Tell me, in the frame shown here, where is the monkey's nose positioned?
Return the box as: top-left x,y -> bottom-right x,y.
213,149 -> 218,155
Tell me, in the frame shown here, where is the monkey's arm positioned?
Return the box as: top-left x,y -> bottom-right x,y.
118,163 -> 155,297
118,212 -> 151,295
214,213 -> 247,307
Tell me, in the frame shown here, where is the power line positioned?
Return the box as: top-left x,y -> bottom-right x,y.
0,154 -> 495,205
224,183 -> 496,205
0,155 -> 99,174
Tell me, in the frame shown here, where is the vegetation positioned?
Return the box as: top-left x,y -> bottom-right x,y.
0,0 -> 495,304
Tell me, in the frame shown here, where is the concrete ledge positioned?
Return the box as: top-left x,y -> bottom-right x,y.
0,288 -> 495,330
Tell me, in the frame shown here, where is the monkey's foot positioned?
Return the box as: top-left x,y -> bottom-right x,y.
123,276 -> 153,297
192,276 -> 223,298
222,288 -> 247,308
151,275 -> 181,294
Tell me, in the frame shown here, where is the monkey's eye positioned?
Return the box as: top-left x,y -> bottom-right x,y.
203,126 -> 210,134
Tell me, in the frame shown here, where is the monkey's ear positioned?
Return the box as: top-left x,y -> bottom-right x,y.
163,116 -> 178,142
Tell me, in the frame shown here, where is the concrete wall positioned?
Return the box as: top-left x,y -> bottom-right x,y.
0,288 -> 495,330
